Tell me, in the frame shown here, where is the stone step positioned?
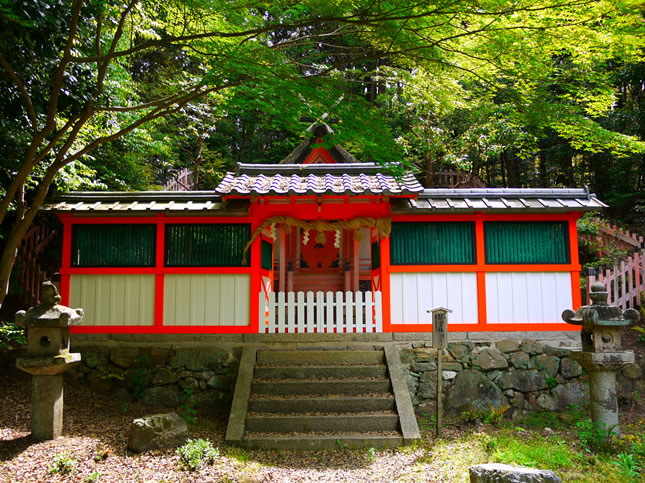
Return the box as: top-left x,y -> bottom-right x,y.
245,413 -> 399,433
256,350 -> 384,365
247,395 -> 395,414
254,364 -> 387,379
241,433 -> 403,450
251,379 -> 391,395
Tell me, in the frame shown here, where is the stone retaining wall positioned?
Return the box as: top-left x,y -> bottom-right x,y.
66,346 -> 239,410
401,339 -> 644,419
58,333 -> 643,416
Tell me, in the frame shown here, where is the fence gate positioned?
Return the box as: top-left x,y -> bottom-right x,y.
259,291 -> 382,333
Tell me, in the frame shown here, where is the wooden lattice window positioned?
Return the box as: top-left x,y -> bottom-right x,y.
484,221 -> 569,264
71,224 -> 156,267
165,224 -> 250,267
390,222 -> 475,265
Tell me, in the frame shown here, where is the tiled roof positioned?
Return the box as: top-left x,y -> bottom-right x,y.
391,188 -> 606,213
42,191 -> 248,215
41,187 -> 605,214
215,163 -> 424,196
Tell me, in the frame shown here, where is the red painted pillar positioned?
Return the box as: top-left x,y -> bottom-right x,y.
58,214 -> 72,306
475,215 -> 487,327
569,214 -> 582,309
249,220 -> 262,333
379,235 -> 391,333
154,215 -> 165,328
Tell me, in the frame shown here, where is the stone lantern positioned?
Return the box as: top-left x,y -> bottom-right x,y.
561,281 -> 639,436
15,282 -> 83,440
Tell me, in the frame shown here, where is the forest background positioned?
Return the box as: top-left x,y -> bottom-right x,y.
0,0 -> 644,303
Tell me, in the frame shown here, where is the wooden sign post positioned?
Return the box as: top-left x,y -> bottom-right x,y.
427,307 -> 451,436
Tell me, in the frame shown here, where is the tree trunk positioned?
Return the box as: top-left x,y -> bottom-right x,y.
500,153 -> 507,187
0,216 -> 35,306
424,154 -> 436,188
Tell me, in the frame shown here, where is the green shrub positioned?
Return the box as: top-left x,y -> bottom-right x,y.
176,438 -> 219,471
0,321 -> 26,349
178,389 -> 197,424
576,419 -> 614,452
49,452 -> 76,475
614,453 -> 641,481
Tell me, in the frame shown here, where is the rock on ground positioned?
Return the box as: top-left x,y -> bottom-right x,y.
127,412 -> 189,452
469,463 -> 562,482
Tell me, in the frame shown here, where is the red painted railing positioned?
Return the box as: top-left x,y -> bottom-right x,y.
15,222 -> 58,307
163,168 -> 196,191
585,249 -> 644,310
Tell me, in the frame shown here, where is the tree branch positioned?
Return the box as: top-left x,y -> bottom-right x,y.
95,0 -> 138,98
0,55 -> 37,129
43,0 -> 84,136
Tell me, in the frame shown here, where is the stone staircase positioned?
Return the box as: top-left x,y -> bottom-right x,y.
225,346 -> 420,450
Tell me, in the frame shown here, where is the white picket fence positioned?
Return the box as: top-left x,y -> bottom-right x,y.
586,248 -> 644,310
259,291 -> 382,333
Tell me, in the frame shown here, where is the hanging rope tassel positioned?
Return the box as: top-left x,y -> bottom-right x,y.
240,215 -> 391,265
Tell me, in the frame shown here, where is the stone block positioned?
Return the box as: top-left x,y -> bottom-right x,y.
469,463 -> 562,482
537,393 -> 558,411
411,362 -> 437,372
180,377 -> 199,392
206,375 -> 232,391
399,348 -> 416,364
417,381 -> 436,399
442,371 -> 458,381
414,348 -> 435,362
143,347 -> 172,366
510,392 -> 525,407
560,358 -> 583,378
495,339 -> 521,353
448,342 -> 474,360
141,385 -> 181,407
447,369 -> 507,412
151,367 -> 179,385
109,347 -> 141,369
82,348 -> 109,369
535,354 -> 560,378
169,348 -> 231,371
127,413 -> 188,452
520,339 -> 544,355
472,347 -> 508,371
444,363 -> 463,372
622,363 -> 642,380
510,352 -> 530,369
543,346 -> 571,358
552,382 -> 588,411
498,370 -> 547,392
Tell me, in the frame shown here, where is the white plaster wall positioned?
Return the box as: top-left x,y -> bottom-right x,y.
70,274 -> 155,326
485,272 -> 572,324
390,272 -> 478,324
164,274 -> 250,326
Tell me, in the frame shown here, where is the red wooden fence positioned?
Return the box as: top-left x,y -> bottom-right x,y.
585,248 -> 644,310
15,222 -> 58,307
164,168 -> 196,191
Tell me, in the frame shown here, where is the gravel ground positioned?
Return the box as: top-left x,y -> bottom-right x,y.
0,366 -> 454,482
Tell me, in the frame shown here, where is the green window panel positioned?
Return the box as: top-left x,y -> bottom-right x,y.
261,239 -> 273,271
484,221 -> 569,264
371,240 -> 380,269
390,222 -> 475,265
165,224 -> 250,267
71,224 -> 156,267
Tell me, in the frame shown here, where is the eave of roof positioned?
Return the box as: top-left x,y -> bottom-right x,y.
392,188 -> 606,213
41,191 -> 248,215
